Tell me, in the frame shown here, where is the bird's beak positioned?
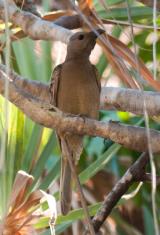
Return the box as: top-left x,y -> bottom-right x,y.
92,28 -> 105,38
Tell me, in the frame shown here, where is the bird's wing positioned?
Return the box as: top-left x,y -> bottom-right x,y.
49,64 -> 63,106
92,65 -> 101,92
49,64 -> 72,215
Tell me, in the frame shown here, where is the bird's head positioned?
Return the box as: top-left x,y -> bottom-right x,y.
66,28 -> 105,60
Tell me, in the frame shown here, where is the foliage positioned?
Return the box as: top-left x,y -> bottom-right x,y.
0,0 -> 160,234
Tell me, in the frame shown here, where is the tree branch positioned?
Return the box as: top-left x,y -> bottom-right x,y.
140,173 -> 160,184
0,0 -> 72,43
92,152 -> 149,232
0,64 -> 50,101
1,64 -> 160,117
54,14 -> 83,29
101,87 -> 160,116
1,65 -> 160,153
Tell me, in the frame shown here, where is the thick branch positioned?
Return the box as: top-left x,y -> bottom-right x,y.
92,152 -> 149,232
1,64 -> 160,117
101,87 -> 160,116
54,14 -> 83,29
1,66 -> 160,153
0,0 -> 72,43
0,64 -> 50,101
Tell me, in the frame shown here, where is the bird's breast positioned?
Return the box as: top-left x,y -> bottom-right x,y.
57,61 -> 100,119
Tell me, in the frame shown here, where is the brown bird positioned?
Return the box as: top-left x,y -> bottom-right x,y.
50,29 -> 104,215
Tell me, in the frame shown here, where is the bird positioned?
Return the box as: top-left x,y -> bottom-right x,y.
50,28 -> 104,215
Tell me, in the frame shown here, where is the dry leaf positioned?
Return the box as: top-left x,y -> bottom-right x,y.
0,171 -> 57,235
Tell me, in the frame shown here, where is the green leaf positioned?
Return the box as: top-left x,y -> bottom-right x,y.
35,202 -> 102,230
39,159 -> 60,190
79,143 -> 121,184
14,109 -> 25,176
22,124 -> 43,172
31,132 -> 57,184
98,7 -> 156,20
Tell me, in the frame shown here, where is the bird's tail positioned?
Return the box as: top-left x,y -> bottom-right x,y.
60,157 -> 72,215
59,134 -> 83,215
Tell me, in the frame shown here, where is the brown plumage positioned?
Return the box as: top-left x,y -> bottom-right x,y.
50,29 -> 104,215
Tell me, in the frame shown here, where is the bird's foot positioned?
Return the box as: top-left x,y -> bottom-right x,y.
43,104 -> 63,116
77,114 -> 87,124
109,120 -> 120,124
41,103 -> 56,111
64,113 -> 86,123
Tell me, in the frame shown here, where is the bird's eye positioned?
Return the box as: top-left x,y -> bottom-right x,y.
78,34 -> 84,40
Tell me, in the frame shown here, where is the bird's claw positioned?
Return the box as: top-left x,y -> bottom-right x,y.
109,120 -> 120,124
64,113 -> 86,123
